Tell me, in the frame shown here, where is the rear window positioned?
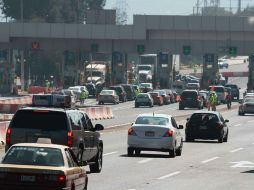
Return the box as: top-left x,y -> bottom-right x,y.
3,146 -> 64,167
11,110 -> 68,130
135,116 -> 169,125
137,94 -> 149,98
181,91 -> 197,98
190,113 -> 218,125
210,87 -> 225,92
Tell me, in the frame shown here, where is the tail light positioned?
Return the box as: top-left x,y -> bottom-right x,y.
58,175 -> 66,182
6,128 -> 11,144
128,128 -> 137,136
164,129 -> 174,137
215,123 -> 222,129
121,92 -> 124,96
67,131 -> 73,146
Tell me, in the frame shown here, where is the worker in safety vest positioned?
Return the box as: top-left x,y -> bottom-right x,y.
208,91 -> 217,111
80,89 -> 86,105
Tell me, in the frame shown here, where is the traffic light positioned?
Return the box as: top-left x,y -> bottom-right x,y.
91,44 -> 99,53
183,46 -> 191,55
137,45 -> 145,54
229,47 -> 237,55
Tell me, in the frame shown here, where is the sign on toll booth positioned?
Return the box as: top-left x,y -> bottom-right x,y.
201,54 -> 218,88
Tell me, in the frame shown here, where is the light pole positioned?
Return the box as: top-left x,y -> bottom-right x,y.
20,0 -> 24,22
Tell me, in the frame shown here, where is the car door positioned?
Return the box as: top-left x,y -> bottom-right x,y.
219,114 -> 228,136
171,117 -> 182,147
65,149 -> 86,190
80,112 -> 93,161
85,114 -> 98,158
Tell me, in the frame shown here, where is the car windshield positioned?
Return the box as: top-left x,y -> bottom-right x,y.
11,110 -> 68,130
244,98 -> 254,103
181,91 -> 197,98
154,90 -> 166,96
3,146 -> 64,167
135,116 -> 169,125
137,94 -> 149,98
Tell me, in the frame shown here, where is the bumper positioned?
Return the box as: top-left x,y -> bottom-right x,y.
180,101 -> 200,108
128,136 -> 174,150
186,130 -> 222,140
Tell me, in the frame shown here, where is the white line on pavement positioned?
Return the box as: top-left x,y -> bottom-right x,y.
103,151 -> 118,156
138,158 -> 153,164
201,157 -> 220,164
247,120 -> 254,123
158,171 -> 181,180
234,124 -> 241,127
230,148 -> 243,153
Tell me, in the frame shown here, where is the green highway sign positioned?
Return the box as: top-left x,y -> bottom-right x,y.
229,47 -> 237,55
137,44 -> 145,54
183,46 -> 191,55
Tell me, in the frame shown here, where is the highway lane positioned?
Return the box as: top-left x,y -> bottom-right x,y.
87,106 -> 254,190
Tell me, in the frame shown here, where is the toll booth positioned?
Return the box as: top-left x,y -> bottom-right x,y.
157,52 -> 173,89
112,52 -> 127,85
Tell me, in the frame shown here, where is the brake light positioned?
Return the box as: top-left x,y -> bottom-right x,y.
215,123 -> 222,129
58,175 -> 66,182
67,131 -> 73,146
128,128 -> 136,136
164,129 -> 173,137
121,92 -> 124,96
6,128 -> 11,144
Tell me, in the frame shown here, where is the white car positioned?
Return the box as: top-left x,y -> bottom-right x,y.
127,114 -> 184,158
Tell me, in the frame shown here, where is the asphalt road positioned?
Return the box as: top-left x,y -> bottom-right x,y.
0,62 -> 251,190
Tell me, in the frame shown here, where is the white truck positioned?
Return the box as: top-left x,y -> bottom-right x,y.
137,54 -> 157,83
86,61 -> 107,85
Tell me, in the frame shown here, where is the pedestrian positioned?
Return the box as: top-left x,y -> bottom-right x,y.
208,91 -> 217,111
80,89 -> 86,105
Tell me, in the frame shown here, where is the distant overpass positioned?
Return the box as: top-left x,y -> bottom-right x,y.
1,15 -> 254,54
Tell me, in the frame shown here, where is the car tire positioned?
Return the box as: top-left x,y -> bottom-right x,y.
89,146 -> 103,173
179,106 -> 184,110
135,149 -> 141,156
135,104 -> 139,108
77,147 -> 84,161
150,103 -> 153,107
169,147 -> 176,158
83,177 -> 88,190
218,134 -> 224,143
185,136 -> 194,142
223,131 -> 228,142
127,147 -> 134,156
176,141 -> 183,156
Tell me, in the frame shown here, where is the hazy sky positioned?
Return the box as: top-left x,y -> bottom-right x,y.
105,0 -> 253,23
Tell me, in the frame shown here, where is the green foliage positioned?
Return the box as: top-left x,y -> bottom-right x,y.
0,0 -> 106,23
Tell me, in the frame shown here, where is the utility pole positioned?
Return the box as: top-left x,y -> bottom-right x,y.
196,0 -> 200,15
238,0 -> 242,14
20,0 -> 24,22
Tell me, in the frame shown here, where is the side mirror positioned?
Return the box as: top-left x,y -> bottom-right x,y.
186,118 -> 190,121
178,125 -> 184,129
239,100 -> 243,104
225,119 -> 229,123
95,124 -> 104,131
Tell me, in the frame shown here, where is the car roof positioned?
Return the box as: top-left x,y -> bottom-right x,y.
10,143 -> 68,150
19,106 -> 78,113
137,113 -> 171,118
191,110 -> 220,116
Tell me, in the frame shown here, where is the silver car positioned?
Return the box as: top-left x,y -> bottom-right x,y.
135,93 -> 154,107
238,98 -> 254,115
127,114 -> 184,158
98,90 -> 119,105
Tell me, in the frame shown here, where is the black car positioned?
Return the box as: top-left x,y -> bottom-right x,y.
121,84 -> 136,101
185,111 -> 229,143
179,90 -> 203,110
109,85 -> 127,102
5,94 -> 104,173
85,83 -> 96,97
225,84 -> 240,100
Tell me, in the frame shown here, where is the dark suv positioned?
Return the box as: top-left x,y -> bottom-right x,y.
121,84 -> 136,101
179,90 -> 203,110
5,95 -> 104,173
109,85 -> 127,102
225,84 -> 240,100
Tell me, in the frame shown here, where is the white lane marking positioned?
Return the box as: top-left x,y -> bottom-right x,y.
230,148 -> 243,153
247,120 -> 254,123
201,157 -> 220,164
234,124 -> 241,127
158,171 -> 181,180
103,151 -> 118,156
138,158 -> 153,164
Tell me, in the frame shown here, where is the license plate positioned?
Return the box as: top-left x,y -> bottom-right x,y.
20,175 -> 35,182
200,126 -> 207,130
145,131 -> 155,137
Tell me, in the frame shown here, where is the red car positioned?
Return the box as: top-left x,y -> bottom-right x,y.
148,92 -> 163,106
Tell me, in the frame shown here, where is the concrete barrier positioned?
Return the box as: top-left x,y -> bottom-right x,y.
0,96 -> 32,114
0,114 -> 14,121
0,121 -> 9,146
80,107 -> 114,120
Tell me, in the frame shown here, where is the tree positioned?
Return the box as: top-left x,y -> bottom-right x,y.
0,0 -> 106,23
202,7 -> 232,16
115,0 -> 128,25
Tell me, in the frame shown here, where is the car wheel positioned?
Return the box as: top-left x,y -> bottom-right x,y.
169,147 -> 176,158
176,141 -> 183,156
218,134 -> 224,143
179,106 -> 184,110
223,131 -> 228,142
185,136 -> 194,142
77,147 -> 84,161
242,112 -> 245,116
237,96 -> 239,100
89,146 -> 103,173
135,103 -> 139,108
83,177 -> 88,190
135,149 -> 141,156
150,103 -> 153,107
127,147 -> 134,156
